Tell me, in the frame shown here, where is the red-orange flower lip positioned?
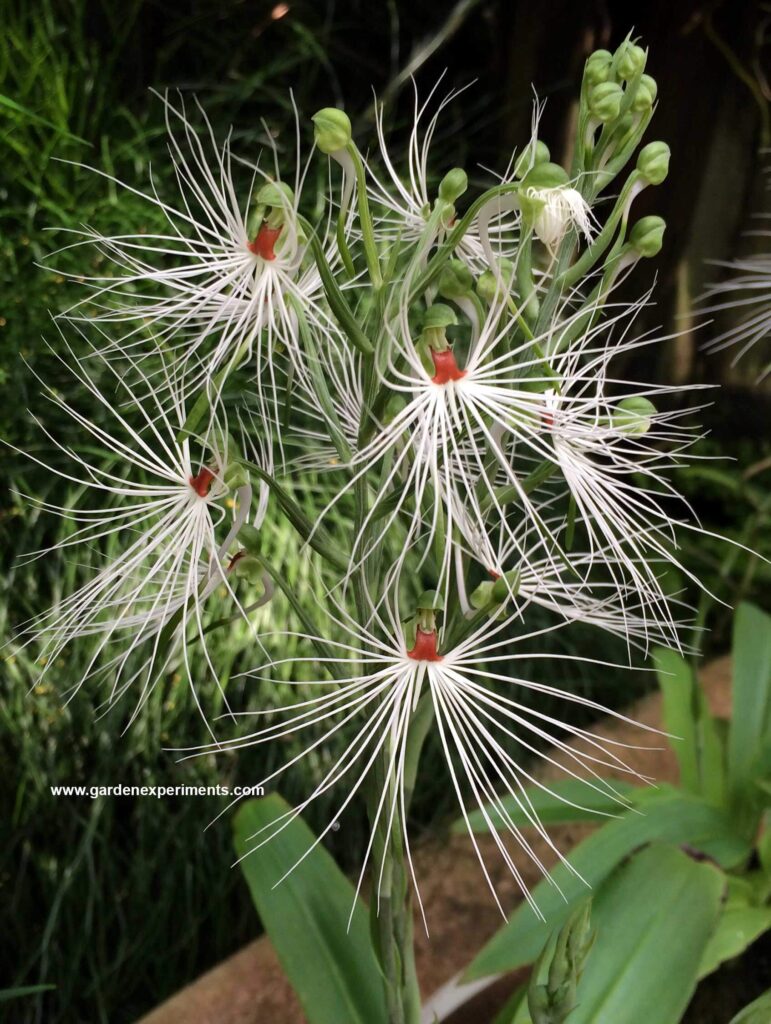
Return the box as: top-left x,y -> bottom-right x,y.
407,628 -> 443,662
248,223 -> 283,261
189,467 -> 215,497
430,348 -> 466,385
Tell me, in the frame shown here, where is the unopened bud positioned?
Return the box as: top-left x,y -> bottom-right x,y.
615,40 -> 646,80
513,139 -> 551,179
230,552 -> 263,585
255,180 -> 294,209
637,141 -> 670,185
438,259 -> 474,299
438,167 -> 468,204
237,523 -> 262,554
632,74 -> 657,113
630,215 -> 665,257
311,107 -> 352,154
223,460 -> 249,490
588,81 -> 624,123
584,49 -> 614,87
417,590 -> 445,612
477,259 -> 515,303
614,396 -> 656,434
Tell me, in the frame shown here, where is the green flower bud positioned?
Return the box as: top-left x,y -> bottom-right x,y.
223,460 -> 249,490
520,162 -> 570,192
438,259 -> 474,299
491,569 -> 521,603
630,215 -> 666,257
615,40 -> 646,80
632,74 -> 657,113
422,303 -> 457,332
513,139 -> 551,178
438,167 -> 468,204
614,396 -> 656,434
584,49 -> 614,87
588,81 -> 624,123
637,141 -> 670,185
238,523 -> 262,554
255,180 -> 295,209
230,552 -> 264,586
311,107 -> 352,154
421,310 -> 456,354
417,590 -> 445,611
477,259 -> 515,303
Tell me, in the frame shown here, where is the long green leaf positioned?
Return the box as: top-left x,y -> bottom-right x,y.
454,777 -> 640,833
698,904 -> 771,979
566,844 -> 724,1024
464,796 -> 749,979
729,988 -> 771,1024
234,796 -> 387,1024
653,647 -> 700,793
728,603 -> 771,827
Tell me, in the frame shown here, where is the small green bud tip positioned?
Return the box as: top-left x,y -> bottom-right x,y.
491,569 -> 521,603
588,81 -> 624,123
438,259 -> 474,299
637,141 -> 670,185
632,74 -> 657,113
477,259 -> 515,303
416,590 -> 445,612
614,396 -> 657,435
630,215 -> 666,257
311,107 -> 352,154
615,40 -> 646,80
438,167 -> 468,204
422,303 -> 458,331
255,180 -> 295,209
584,49 -> 613,87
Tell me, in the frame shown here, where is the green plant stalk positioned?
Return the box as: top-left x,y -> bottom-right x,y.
346,141 -> 383,289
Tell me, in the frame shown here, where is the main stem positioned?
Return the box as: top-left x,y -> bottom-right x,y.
354,354 -> 420,1023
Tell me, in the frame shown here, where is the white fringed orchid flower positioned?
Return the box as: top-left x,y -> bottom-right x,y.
700,250 -> 771,379
185,574 -> 650,922
363,79 -> 521,272
10,346 -> 264,725
51,93 -> 339,423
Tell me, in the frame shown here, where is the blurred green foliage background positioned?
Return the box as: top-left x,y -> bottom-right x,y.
2,1 -> 770,1021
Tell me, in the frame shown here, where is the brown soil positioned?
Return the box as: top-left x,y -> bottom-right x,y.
137,657 -> 733,1024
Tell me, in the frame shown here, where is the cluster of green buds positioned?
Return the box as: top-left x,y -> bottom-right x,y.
527,902 -> 594,1024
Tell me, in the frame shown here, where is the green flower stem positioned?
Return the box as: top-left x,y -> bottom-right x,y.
408,184 -> 520,301
346,141 -> 383,290
241,460 -> 348,573
481,459 -> 558,515
559,171 -> 642,289
288,296 -> 352,463
299,215 -> 374,356
515,228 -> 539,325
